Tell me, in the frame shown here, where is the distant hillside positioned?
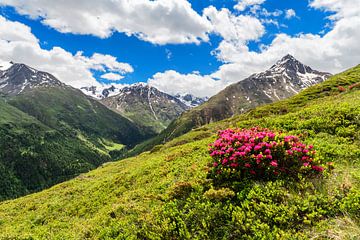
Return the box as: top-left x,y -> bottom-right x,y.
0,99 -> 111,201
0,63 -> 155,200
126,55 -> 332,156
0,65 -> 359,239
101,83 -> 189,133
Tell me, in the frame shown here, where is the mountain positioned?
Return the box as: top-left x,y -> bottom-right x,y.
0,65 -> 359,239
101,83 -> 189,133
194,54 -> 331,121
175,93 -> 208,107
0,63 -> 64,96
0,63 -> 155,200
81,84 -> 207,108
80,85 -> 122,99
127,55 -> 332,156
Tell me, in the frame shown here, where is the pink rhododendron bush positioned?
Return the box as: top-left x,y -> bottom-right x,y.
208,127 -> 325,181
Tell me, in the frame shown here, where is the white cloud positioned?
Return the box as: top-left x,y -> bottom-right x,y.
0,16 -> 38,43
285,9 -> 296,19
234,0 -> 266,11
211,0 -> 360,84
0,16 -> 133,88
0,0 -> 212,45
100,72 -> 124,81
204,6 -> 265,44
150,1 -> 360,97
148,70 -> 224,98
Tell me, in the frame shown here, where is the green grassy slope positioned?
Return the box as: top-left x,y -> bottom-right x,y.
0,85 -> 157,201
126,65 -> 360,157
0,99 -> 111,201
0,67 -> 359,239
8,86 -> 155,149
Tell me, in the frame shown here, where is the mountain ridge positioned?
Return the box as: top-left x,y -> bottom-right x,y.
126,55 -> 332,156
101,83 -> 189,133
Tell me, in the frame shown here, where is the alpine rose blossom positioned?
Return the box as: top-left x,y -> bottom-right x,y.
208,127 -> 325,181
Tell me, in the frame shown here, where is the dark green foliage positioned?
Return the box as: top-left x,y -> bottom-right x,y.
0,99 -> 111,201
8,86 -> 154,147
0,86 -> 155,200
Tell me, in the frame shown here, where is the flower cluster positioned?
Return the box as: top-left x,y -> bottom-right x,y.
337,86 -> 347,92
208,127 -> 324,181
349,82 -> 360,90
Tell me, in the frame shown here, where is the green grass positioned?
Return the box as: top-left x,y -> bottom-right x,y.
0,66 -> 359,239
0,85 -> 156,201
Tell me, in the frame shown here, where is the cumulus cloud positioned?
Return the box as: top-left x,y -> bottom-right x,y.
0,16 -> 132,88
0,0 -> 212,45
234,0 -> 266,11
285,9 -> 296,19
148,70 -> 224,98
149,0 -> 360,97
100,72 -> 124,81
204,6 -> 265,44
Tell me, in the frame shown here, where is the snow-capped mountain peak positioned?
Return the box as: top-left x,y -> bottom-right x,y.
0,61 -> 13,71
174,93 -> 208,108
81,83 -> 208,108
250,54 -> 332,95
0,62 -> 64,96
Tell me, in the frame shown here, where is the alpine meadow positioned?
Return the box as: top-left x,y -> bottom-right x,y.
0,0 -> 359,239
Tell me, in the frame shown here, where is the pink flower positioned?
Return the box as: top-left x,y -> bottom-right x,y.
244,163 -> 251,168
270,161 -> 278,167
264,149 -> 271,155
303,162 -> 309,167
312,165 -> 324,172
254,145 -> 262,151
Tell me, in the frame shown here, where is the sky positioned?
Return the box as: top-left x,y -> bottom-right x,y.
0,0 -> 359,97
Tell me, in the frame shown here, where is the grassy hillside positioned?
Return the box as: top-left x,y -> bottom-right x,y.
0,85 -> 157,201
8,86 -> 155,149
0,100 -> 110,201
126,64 -> 360,157
0,67 -> 359,239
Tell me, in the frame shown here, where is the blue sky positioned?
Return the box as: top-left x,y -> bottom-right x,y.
0,0 -> 358,97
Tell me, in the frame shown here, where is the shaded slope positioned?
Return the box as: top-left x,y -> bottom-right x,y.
8,86 -> 154,149
0,63 -> 156,200
0,100 -> 110,201
0,66 -> 359,239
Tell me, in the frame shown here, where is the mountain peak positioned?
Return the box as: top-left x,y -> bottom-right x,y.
0,62 -> 64,96
271,54 -> 306,70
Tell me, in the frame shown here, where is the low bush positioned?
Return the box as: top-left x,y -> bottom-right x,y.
208,127 -> 325,183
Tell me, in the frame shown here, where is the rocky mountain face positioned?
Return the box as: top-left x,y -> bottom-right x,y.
81,84 -> 208,108
200,54 -> 332,120
0,63 -> 64,96
174,93 -> 208,107
101,83 -> 189,133
129,55 -> 332,155
80,85 -> 122,99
